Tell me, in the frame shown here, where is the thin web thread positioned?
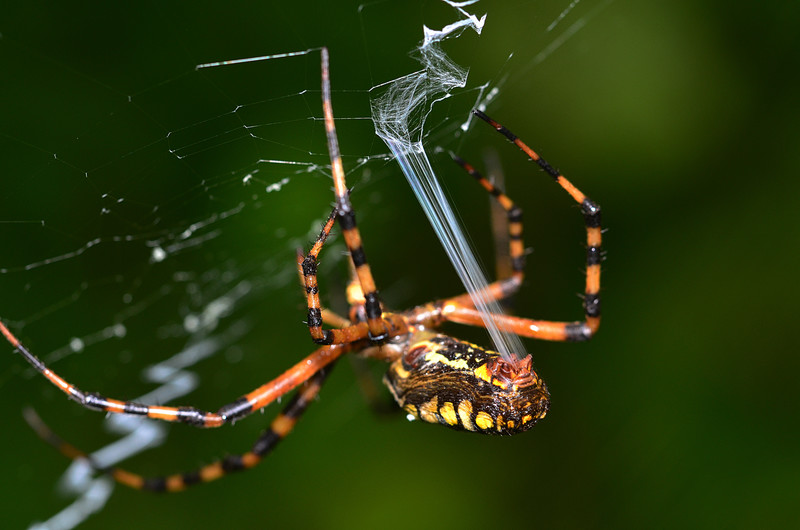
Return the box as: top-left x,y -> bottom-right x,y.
370,3 -> 526,361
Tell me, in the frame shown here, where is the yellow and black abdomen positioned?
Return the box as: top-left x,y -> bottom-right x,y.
383,334 -> 550,435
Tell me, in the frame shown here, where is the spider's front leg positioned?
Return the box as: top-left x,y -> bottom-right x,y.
298,205 -> 407,347
299,47 -> 403,347
321,47 -> 390,342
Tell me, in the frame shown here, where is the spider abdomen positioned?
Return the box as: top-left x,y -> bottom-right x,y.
383,335 -> 550,435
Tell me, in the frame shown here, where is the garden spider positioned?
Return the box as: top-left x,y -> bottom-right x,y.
1,47 -> 602,492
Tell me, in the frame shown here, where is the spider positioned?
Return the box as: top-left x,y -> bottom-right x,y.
1,47 -> 602,493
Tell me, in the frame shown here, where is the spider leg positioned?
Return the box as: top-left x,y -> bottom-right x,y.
320,308 -> 351,329
409,112 -> 603,341
443,110 -> 602,341
1,319 -> 349,427
295,237 -> 351,330
295,212 -> 351,330
297,228 -> 390,411
298,205 -> 383,345
319,47 -> 388,342
436,303 -> 593,342
447,153 -> 526,307
299,217 -> 403,345
23,362 -> 335,492
483,149 -> 516,283
295,204 -> 379,342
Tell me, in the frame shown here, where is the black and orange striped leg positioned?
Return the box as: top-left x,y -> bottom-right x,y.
320,47 -> 388,342
298,208 -> 394,346
300,207 -> 341,344
295,242 -> 351,331
0,319 -> 349,427
449,109 -> 603,341
23,363 -> 335,492
434,303 -> 592,342
448,152 -> 527,307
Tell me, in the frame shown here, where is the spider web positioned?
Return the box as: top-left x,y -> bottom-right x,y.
0,1 -> 609,528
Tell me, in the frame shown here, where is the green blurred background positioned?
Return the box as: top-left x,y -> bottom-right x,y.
1,0 -> 798,528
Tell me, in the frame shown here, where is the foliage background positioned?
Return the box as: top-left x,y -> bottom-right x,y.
1,1 -> 798,528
